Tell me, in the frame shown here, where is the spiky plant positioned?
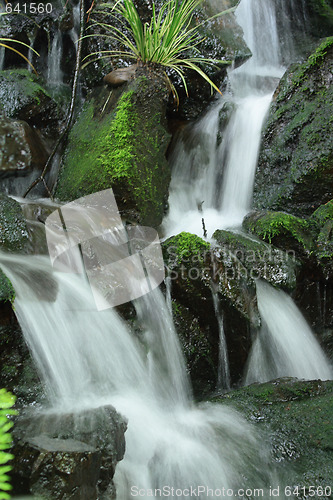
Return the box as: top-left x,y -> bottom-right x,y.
83,0 -> 235,101
0,389 -> 17,500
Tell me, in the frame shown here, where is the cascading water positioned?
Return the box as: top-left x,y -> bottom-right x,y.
162,0 -> 286,238
245,281 -> 333,385
47,32 -> 63,86
0,252 -> 282,499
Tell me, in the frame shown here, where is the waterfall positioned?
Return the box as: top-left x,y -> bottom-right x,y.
212,290 -> 230,391
163,0 -> 286,239
245,281 -> 332,385
0,252 -> 281,498
47,32 -> 63,86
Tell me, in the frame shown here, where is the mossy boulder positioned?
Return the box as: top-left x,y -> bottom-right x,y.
55,71 -> 171,227
214,378 -> 333,492
253,38 -> 333,217
243,210 -> 315,255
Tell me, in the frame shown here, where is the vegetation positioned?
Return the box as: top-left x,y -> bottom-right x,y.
0,389 -> 17,500
83,0 -> 233,102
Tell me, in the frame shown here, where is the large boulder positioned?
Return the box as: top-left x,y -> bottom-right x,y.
253,37 -> 333,217
11,405 -> 127,499
55,71 -> 171,227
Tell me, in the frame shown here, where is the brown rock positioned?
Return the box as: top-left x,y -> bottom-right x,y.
103,64 -> 138,87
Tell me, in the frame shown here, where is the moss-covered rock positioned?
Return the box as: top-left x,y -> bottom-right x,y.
243,210 -> 315,254
0,69 -> 57,128
55,71 -> 171,227
253,38 -> 333,217
214,378 -> 333,493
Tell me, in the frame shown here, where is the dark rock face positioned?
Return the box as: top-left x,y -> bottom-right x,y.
215,378 -> 333,491
55,70 -> 171,227
11,405 -> 127,499
253,38 -> 333,217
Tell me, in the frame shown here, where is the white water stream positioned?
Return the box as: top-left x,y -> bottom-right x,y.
162,0 -> 285,238
245,281 -> 332,385
0,253 -> 279,498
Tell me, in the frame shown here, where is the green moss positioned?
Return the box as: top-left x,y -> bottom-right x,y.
0,69 -> 52,117
311,199 -> 333,226
292,37 -> 333,87
165,232 -> 210,264
56,75 -> 170,226
0,271 -> 15,304
243,211 -> 313,250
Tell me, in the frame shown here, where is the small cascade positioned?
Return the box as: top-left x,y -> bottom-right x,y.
245,280 -> 333,385
27,33 -> 36,72
69,2 -> 81,55
47,31 -> 63,86
0,252 -> 282,498
212,290 -> 230,391
163,0 -> 290,239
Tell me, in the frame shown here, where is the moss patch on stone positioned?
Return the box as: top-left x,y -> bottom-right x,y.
164,232 -> 210,264
56,74 -> 171,226
0,69 -> 53,118
243,211 -> 314,250
0,270 -> 15,303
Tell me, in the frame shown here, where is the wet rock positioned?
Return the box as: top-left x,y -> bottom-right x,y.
163,232 -> 256,385
213,229 -> 298,293
0,115 -> 48,179
13,436 -> 101,499
55,70 -> 171,227
0,301 -> 41,405
242,210 -> 315,257
171,299 -> 217,397
215,378 -> 333,491
11,405 -> 127,499
0,193 -> 29,252
253,37 -> 333,217
0,70 -> 58,132
307,0 -> 333,37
